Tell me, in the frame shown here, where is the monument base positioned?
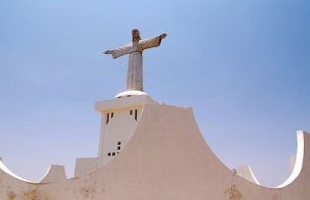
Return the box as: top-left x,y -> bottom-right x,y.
115,90 -> 147,98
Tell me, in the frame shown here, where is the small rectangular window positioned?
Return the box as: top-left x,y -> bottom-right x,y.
117,141 -> 121,145
111,112 -> 114,118
112,152 -> 116,156
129,110 -> 133,115
117,146 -> 121,150
108,153 -> 111,156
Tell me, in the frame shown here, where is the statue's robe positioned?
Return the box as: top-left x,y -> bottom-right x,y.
108,35 -> 163,91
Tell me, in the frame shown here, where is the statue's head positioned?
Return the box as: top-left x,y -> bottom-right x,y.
132,29 -> 141,42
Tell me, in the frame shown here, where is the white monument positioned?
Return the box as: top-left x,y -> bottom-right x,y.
0,29 -> 310,200
75,29 -> 166,175
104,29 -> 166,98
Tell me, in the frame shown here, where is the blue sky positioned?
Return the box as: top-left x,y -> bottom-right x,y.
0,0 -> 309,186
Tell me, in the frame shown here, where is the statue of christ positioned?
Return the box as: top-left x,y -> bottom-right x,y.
104,29 -> 167,92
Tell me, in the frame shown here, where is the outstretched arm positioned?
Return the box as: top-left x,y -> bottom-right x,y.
139,33 -> 167,50
104,50 -> 113,54
160,33 -> 167,40
103,43 -> 133,59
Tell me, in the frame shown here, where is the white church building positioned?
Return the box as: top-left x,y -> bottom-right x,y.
0,30 -> 309,200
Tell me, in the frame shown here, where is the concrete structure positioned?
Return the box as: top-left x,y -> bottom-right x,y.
39,165 -> 67,184
0,30 -> 309,199
74,95 -> 157,176
104,29 -> 166,93
0,102 -> 310,199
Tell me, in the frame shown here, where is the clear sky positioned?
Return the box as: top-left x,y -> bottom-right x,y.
0,0 -> 309,187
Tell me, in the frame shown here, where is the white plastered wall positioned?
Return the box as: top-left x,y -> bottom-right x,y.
98,106 -> 141,164
74,95 -> 157,176
0,104 -> 310,200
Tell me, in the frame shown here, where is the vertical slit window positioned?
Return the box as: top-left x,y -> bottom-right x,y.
130,110 -> 133,115
111,112 -> 114,118
106,113 -> 110,124
135,109 -> 138,121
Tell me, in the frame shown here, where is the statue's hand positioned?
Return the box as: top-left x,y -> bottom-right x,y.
160,33 -> 167,40
104,50 -> 112,54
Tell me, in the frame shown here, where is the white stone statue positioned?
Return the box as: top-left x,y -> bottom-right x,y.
104,29 -> 167,92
